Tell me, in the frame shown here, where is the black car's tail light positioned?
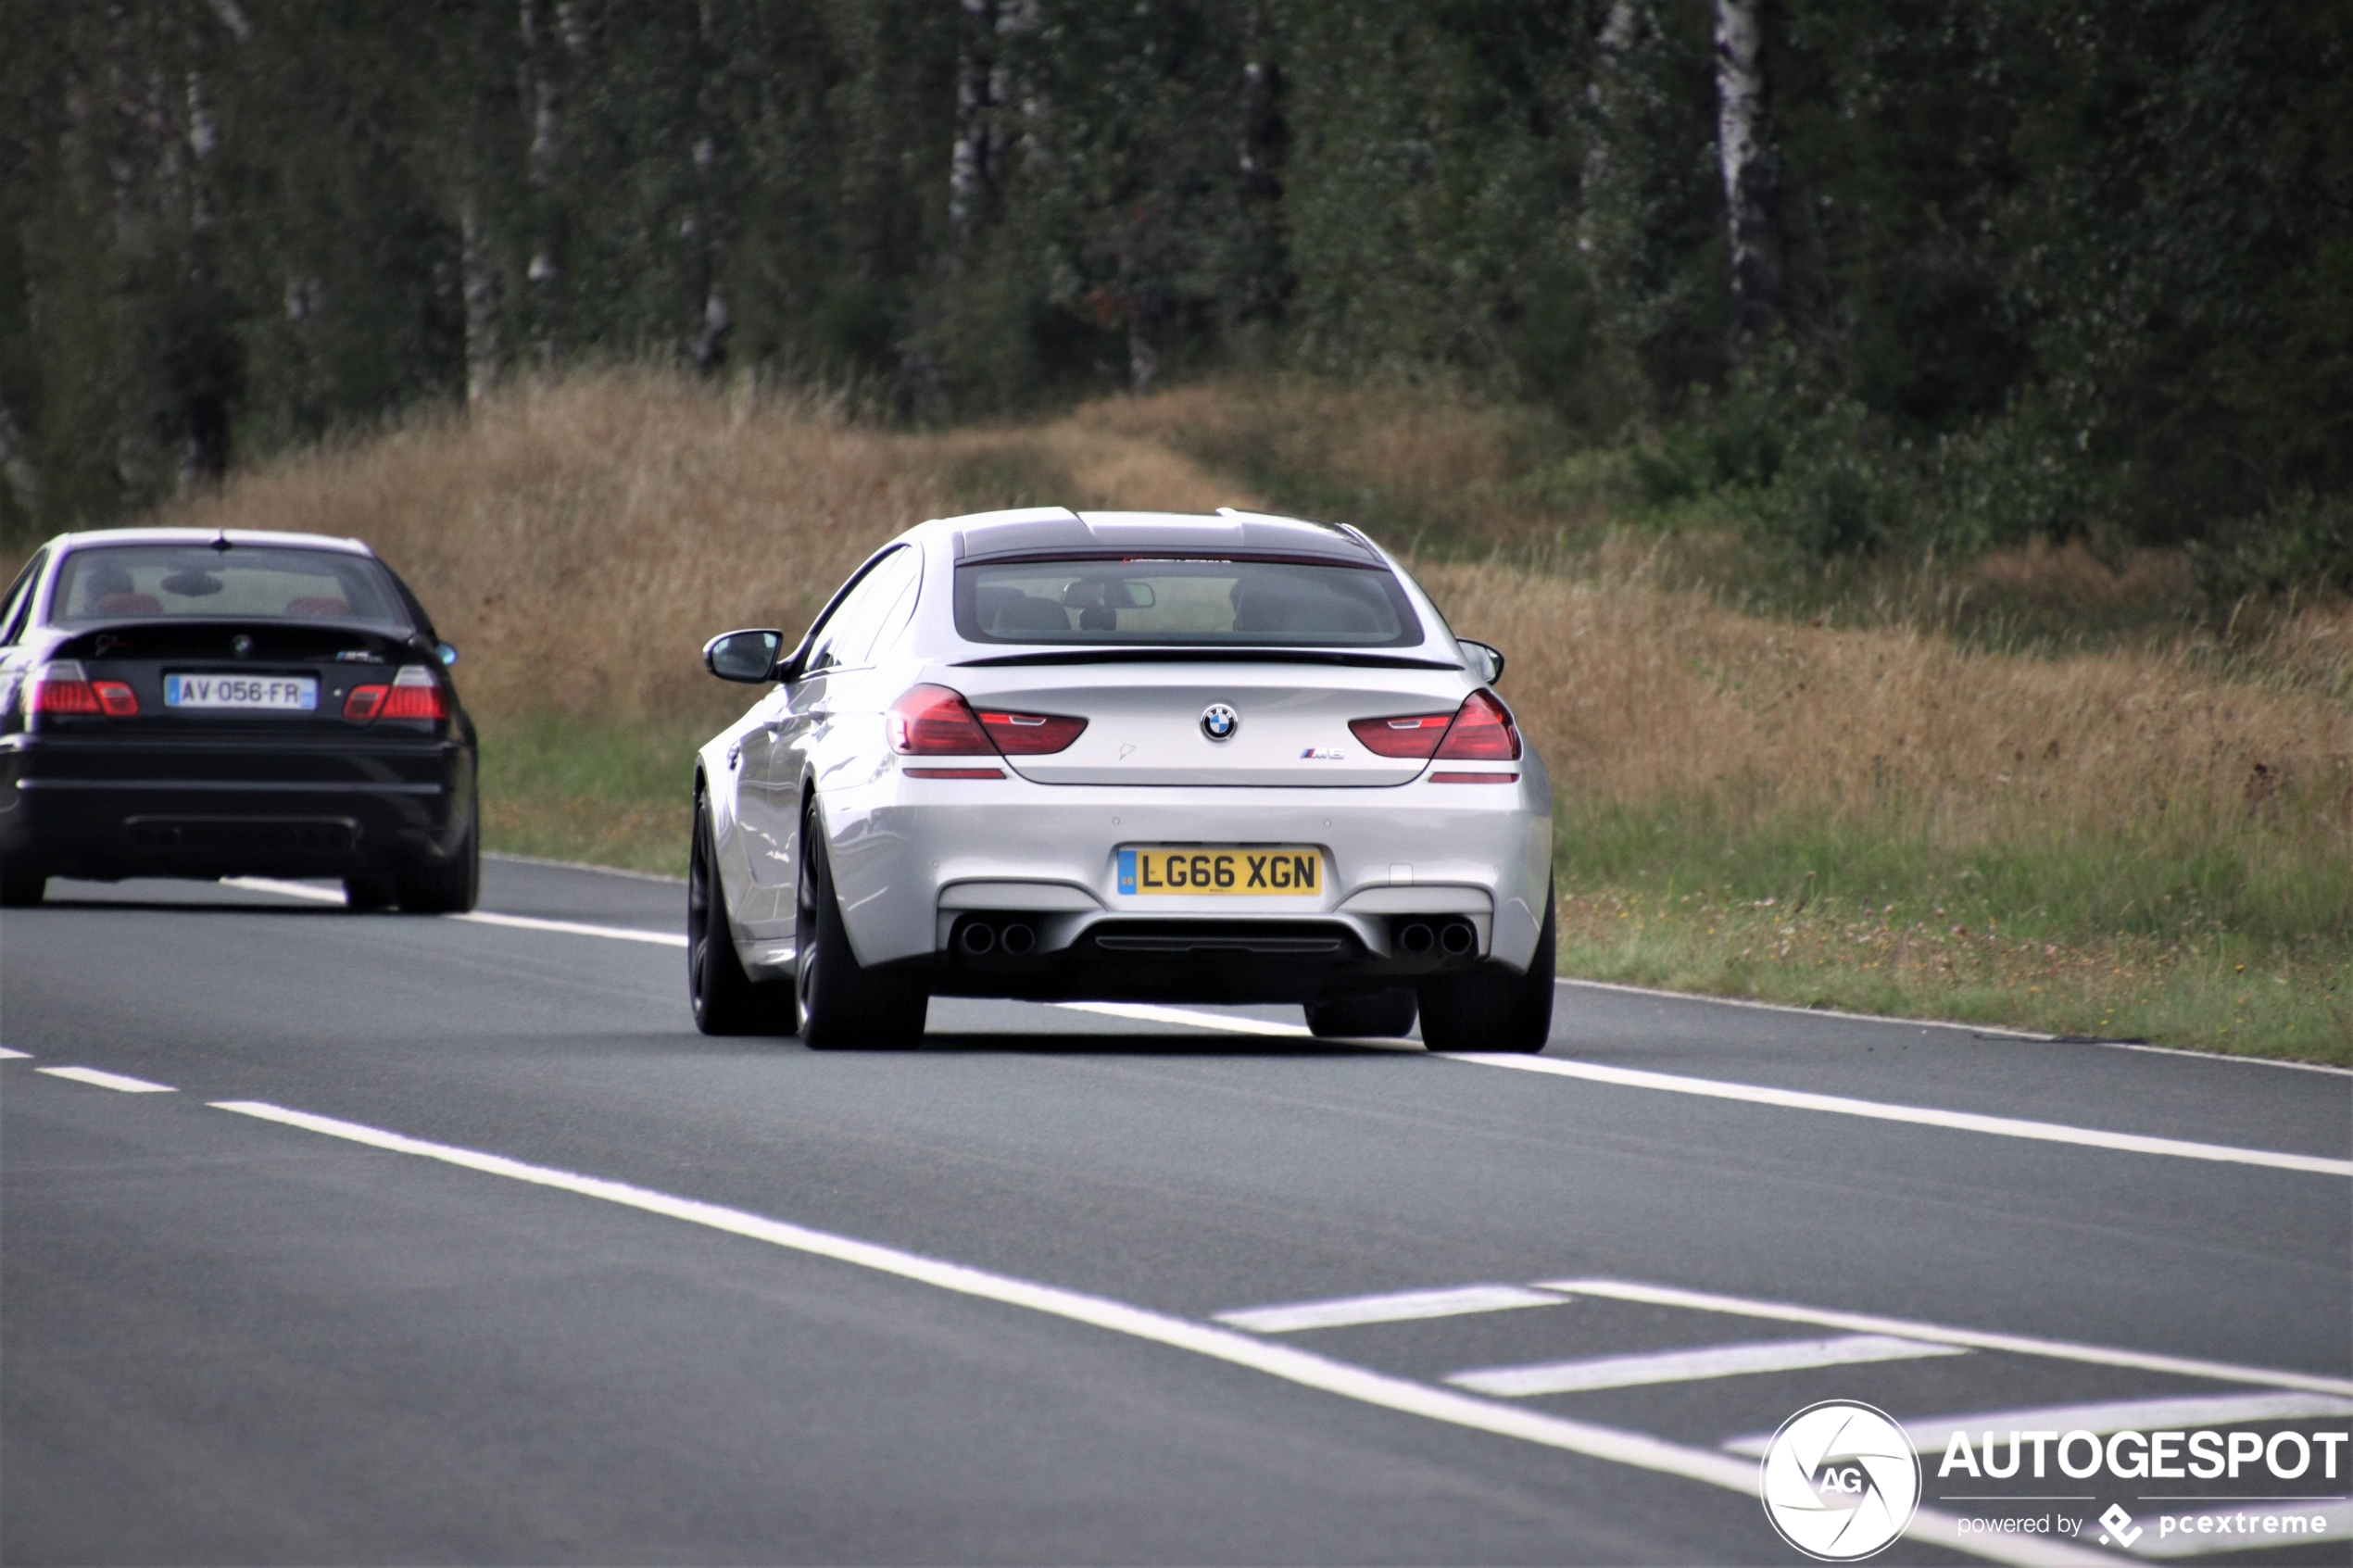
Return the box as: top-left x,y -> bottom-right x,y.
26,661 -> 105,716
343,685 -> 387,720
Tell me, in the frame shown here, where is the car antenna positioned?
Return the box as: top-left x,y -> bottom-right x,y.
210,529 -> 233,553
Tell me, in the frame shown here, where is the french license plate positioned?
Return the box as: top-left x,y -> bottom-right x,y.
1118,846 -> 1323,897
165,673 -> 318,711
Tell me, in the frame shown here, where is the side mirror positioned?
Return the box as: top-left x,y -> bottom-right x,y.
435,642 -> 459,666
1458,638 -> 1505,685
703,628 -> 783,683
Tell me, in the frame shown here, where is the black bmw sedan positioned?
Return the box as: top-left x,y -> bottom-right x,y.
0,528 -> 477,911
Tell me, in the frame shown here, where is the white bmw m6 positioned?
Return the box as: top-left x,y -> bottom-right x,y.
689,508 -> 1554,1050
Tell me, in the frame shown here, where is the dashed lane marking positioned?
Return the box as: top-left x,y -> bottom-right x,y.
1540,1280 -> 2353,1399
1218,1285 -> 1569,1334
207,1097 -> 2105,1568
1723,1390 -> 2353,1459
36,1066 -> 175,1093
1448,1333 -> 1966,1398
0,1047 -> 31,1060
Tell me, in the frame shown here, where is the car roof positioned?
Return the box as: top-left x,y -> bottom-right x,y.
44,527 -> 375,558
937,507 -> 1381,565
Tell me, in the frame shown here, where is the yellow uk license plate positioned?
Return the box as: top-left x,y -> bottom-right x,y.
1117,846 -> 1323,896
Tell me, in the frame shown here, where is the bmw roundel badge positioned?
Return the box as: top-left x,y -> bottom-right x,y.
1200,703 -> 1240,742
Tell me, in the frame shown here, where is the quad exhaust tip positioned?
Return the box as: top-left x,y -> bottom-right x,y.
1396,918 -> 1477,958
957,918 -> 1037,959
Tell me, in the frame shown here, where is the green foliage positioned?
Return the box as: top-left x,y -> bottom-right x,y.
0,0 -> 2346,587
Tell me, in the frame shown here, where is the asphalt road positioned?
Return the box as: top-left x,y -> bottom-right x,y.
4,858 -> 2347,1566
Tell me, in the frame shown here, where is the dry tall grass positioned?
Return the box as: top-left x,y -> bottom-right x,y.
1422,560 -> 2353,853
101,371 -> 1262,725
29,369 -> 2350,862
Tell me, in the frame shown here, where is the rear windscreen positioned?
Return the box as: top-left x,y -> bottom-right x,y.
956,557 -> 1422,646
52,546 -> 412,629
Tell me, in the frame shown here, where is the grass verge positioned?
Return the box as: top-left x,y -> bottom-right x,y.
475,716 -> 2352,1064
1554,797 -> 2351,1064
477,713 -> 702,878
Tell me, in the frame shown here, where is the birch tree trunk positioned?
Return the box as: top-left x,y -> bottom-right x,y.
949,0 -> 997,243
685,1 -> 734,372
1713,0 -> 1784,350
517,0 -> 582,363
461,195 -> 502,405
0,397 -> 41,523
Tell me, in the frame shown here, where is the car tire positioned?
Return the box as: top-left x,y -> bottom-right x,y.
688,800 -> 787,1035
796,802 -> 927,1050
0,856 -> 46,908
343,872 -> 398,911
394,810 -> 480,914
1305,987 -> 1417,1038
1416,884 -> 1555,1054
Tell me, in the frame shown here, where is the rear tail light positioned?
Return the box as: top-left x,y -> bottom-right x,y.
891,684 -> 1084,770
343,685 -> 387,720
976,708 -> 1088,755
375,665 -> 446,720
1348,711 -> 1453,759
1433,689 -> 1520,760
26,661 -> 102,716
889,684 -> 995,755
94,680 -> 139,716
1350,689 -> 1521,763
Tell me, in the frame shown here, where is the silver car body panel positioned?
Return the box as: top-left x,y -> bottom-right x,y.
695,508 -> 1552,996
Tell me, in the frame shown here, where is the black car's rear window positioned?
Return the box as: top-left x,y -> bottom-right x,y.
52,546 -> 412,630
955,556 -> 1423,647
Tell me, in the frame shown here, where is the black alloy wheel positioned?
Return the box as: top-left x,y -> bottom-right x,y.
1416,883 -> 1556,1054
795,801 -> 927,1050
688,799 -> 782,1035
1304,987 -> 1418,1038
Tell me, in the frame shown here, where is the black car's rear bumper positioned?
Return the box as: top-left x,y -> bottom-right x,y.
0,734 -> 475,881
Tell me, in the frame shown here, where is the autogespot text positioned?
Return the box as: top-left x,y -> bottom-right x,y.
1938,1427 -> 2347,1482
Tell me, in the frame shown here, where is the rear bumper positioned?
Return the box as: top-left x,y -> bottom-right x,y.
0,734 -> 475,880
761,761 -> 1552,996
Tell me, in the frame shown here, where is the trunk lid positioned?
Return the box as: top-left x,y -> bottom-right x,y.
950,659 -> 1468,786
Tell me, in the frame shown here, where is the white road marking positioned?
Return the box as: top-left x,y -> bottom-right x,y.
221,878 -> 687,948
1218,1285 -> 1568,1334
451,910 -> 686,947
1540,1280 -> 2353,1399
1060,996 -> 2349,1178
1457,1053 -> 2353,1178
1723,1390 -> 2353,1458
37,1066 -> 174,1093
1055,1001 -> 1314,1038
0,1047 -> 31,1060
2132,1499 -> 2352,1557
1449,1334 -> 1965,1397
1558,976 -> 2055,1041
208,1098 -> 2105,1568
220,876 -> 346,903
